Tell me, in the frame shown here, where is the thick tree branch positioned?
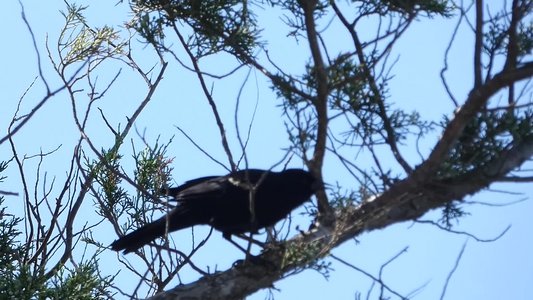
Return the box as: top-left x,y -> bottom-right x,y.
298,0 -> 334,221
140,3 -> 533,297
414,62 -> 533,180
145,127 -> 533,300
474,0 -> 483,88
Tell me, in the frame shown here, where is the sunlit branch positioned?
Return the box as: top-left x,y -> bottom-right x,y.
173,25 -> 237,171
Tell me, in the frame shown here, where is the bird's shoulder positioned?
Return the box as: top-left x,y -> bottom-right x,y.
225,169 -> 273,187
163,169 -> 275,200
163,176 -> 220,196
185,169 -> 270,193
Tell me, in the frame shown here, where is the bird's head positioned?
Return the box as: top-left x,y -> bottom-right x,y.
282,168 -> 325,194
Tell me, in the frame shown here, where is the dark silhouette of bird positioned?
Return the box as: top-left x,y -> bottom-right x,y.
110,168 -> 320,254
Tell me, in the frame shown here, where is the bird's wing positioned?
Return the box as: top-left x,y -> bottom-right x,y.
167,170 -> 266,199
162,176 -> 220,198
172,176 -> 232,202
165,170 -> 271,204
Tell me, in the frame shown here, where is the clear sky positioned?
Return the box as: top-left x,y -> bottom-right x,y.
2,1 -> 532,299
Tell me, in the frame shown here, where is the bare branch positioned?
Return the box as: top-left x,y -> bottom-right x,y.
19,0 -> 50,93
331,1 -> 414,175
0,190 -> 19,196
474,0 -> 483,88
173,126 -> 230,172
331,254 -> 408,300
496,176 -> 533,182
0,64 -> 85,146
440,241 -> 467,300
173,25 -> 237,171
415,220 -> 511,242
298,0 -> 334,221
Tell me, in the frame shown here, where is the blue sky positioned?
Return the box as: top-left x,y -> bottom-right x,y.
2,1 -> 532,299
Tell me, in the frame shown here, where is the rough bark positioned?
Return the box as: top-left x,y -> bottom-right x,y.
147,135 -> 533,300
144,7 -> 533,300
146,59 -> 533,298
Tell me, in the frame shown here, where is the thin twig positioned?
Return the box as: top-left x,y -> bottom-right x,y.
440,241 -> 467,300
331,254 -> 408,300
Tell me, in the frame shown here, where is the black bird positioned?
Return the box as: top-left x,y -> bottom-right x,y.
110,168 -> 320,254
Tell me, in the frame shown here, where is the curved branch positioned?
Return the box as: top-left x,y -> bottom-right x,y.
45,61 -> 169,280
414,62 -> 533,180
331,1 -> 413,175
144,125 -> 533,300
173,25 -> 237,171
298,0 -> 334,221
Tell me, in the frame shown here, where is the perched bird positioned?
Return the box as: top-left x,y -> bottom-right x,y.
110,168 -> 320,254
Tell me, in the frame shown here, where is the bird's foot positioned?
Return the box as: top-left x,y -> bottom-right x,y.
233,254 -> 276,269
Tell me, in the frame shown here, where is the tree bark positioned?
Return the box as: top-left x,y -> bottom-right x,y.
147,132 -> 533,300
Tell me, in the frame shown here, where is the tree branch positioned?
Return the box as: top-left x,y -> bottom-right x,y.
474,0 -> 483,88
414,62 -> 533,180
330,1 -> 414,175
298,0 -> 334,222
173,25 -> 237,171
144,127 -> 533,300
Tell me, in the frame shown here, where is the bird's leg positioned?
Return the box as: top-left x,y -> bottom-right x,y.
245,232 -> 254,261
223,232 -> 249,254
228,240 -> 272,268
246,187 -> 259,259
265,226 -> 279,243
224,232 -> 270,265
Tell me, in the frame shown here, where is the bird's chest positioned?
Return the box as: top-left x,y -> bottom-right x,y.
208,192 -> 298,234
208,194 -> 257,233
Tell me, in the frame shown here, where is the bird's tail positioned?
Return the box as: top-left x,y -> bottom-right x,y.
110,218 -> 168,254
110,206 -> 200,254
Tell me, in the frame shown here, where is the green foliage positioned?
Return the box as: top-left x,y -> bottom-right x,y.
438,110 -> 533,177
435,110 -> 533,226
0,249 -> 113,299
516,21 -> 533,57
329,184 -> 359,209
88,138 -> 174,237
0,162 -> 112,299
327,56 -> 431,145
129,140 -> 174,228
46,261 -> 113,300
0,200 -> 33,299
129,0 -> 260,57
282,239 -> 332,278
484,11 -> 533,59
439,202 -> 469,228
276,52 -> 432,163
59,3 -> 124,66
133,138 -> 174,197
266,0 -> 329,37
88,147 -> 127,215
0,160 -> 8,182
0,263 -> 48,300
358,0 -> 452,17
